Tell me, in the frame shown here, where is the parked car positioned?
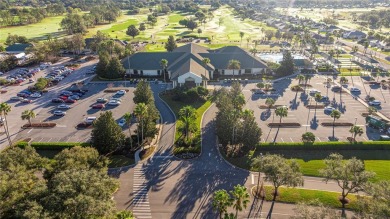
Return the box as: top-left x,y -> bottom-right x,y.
85,117 -> 97,124
69,95 -> 80,100
369,100 -> 381,106
324,106 -> 335,113
92,103 -> 105,109
253,89 -> 265,95
10,96 -> 23,101
30,93 -> 42,98
118,118 -> 126,127
53,110 -> 66,116
350,87 -> 361,92
108,100 -> 121,106
21,99 -> 32,103
52,98 -> 64,103
17,92 -> 30,98
116,90 -> 126,95
65,99 -> 76,103
96,98 -> 108,103
58,96 -> 68,100
321,96 -> 329,101
379,135 -> 390,141
110,98 -> 122,102
57,104 -> 71,109
309,89 -> 321,95
332,86 -> 342,91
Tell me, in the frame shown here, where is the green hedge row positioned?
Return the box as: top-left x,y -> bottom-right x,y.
173,146 -> 201,155
258,141 -> 390,150
17,142 -> 91,150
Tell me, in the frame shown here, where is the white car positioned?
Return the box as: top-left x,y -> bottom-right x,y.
324,106 -> 335,113
350,87 -> 361,92
369,100 -> 381,106
53,110 -> 66,116
57,104 -> 70,109
85,117 -> 97,124
118,118 -> 126,127
110,97 -> 122,102
10,96 -> 23,101
30,93 -> 42,98
309,89 -> 321,95
116,90 -> 126,95
108,100 -> 121,106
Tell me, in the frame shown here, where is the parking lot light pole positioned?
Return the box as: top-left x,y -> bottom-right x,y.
256,153 -> 263,199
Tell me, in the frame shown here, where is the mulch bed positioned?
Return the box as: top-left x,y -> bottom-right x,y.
290,87 -> 304,92
321,122 -> 354,127
298,84 -> 313,87
104,88 -> 130,93
22,123 -> 56,128
259,105 -> 287,109
268,123 -> 301,127
306,105 -> 325,109
364,82 -> 380,85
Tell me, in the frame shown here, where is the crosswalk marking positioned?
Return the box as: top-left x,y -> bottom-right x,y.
132,165 -> 152,219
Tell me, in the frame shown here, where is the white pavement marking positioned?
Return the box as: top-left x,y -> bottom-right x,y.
290,137 -> 294,142
251,174 -> 254,184
362,137 -> 368,141
317,137 -> 322,142
301,125 -> 310,127
280,138 -> 284,142
132,165 -> 152,219
27,128 -> 33,133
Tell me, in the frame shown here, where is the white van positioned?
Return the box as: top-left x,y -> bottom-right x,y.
85,117 -> 97,124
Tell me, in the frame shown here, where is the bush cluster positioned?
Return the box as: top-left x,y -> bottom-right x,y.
257,141 -> 390,150
173,145 -> 201,155
171,86 -> 209,103
17,142 -> 91,150
33,78 -> 50,91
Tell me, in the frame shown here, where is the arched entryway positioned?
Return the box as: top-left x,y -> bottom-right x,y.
184,76 -> 196,87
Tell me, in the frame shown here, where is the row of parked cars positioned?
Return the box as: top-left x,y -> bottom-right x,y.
5,68 -> 39,84
51,89 -> 89,116
91,90 -> 127,109
44,66 -> 74,84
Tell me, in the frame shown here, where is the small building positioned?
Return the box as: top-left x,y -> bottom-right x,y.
122,43 -> 268,88
343,30 -> 367,39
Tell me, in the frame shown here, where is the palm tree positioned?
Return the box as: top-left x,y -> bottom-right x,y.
246,37 -> 251,48
239,31 -> 245,45
275,106 -> 288,124
349,125 -> 363,142
265,98 -> 275,111
178,106 -> 197,141
0,102 -> 12,146
21,110 -> 36,126
230,184 -> 250,218
363,41 -> 369,55
368,106 -> 377,115
296,74 -> 305,85
123,112 -> 133,150
314,93 -> 322,115
160,59 -> 168,82
134,103 -> 148,148
202,58 -> 210,83
212,189 -> 232,219
228,59 -> 240,79
256,82 -> 265,89
249,48 -> 257,56
330,110 -> 341,140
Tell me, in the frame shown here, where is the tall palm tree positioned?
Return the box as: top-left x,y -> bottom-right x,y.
21,110 -> 36,126
330,110 -> 341,140
228,59 -> 240,79
230,184 -> 250,218
239,31 -> 245,45
178,106 -> 196,141
265,98 -> 275,111
212,189 -> 232,219
0,102 -> 12,147
123,112 -> 133,150
249,48 -> 257,56
296,74 -> 305,85
160,59 -> 168,82
275,106 -> 288,124
134,103 -> 148,148
314,93 -> 322,115
202,58 -> 210,82
349,125 -> 363,142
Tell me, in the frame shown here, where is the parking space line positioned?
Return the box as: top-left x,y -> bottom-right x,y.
27,128 -> 34,134
362,137 -> 368,142
290,138 -> 293,142
317,137 -> 322,142
280,138 -> 284,142
48,138 -> 52,142
38,137 -> 43,142
251,174 -> 254,184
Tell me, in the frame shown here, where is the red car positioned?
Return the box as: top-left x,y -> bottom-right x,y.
58,96 -> 68,100
92,103 -> 105,109
65,99 -> 76,103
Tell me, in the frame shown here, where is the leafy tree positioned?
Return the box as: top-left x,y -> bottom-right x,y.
330,110 -> 341,139
368,106 -> 377,115
301,132 -> 315,143
277,50 -> 294,76
237,110 -> 262,152
139,23 -> 146,31
160,59 -> 168,82
123,112 -> 134,150
96,52 -> 110,78
275,106 -> 288,124
252,154 -> 304,219
197,28 -> 202,36
165,35 -> 177,52
5,34 -> 29,45
108,56 -> 125,79
178,106 -> 197,141
320,153 -> 375,217
339,76 -> 348,84
349,125 -> 363,142
179,19 -> 188,27
91,111 -> 126,154
265,30 -> 274,41
296,74 -> 305,85
265,98 -> 275,110
256,82 -> 265,89
133,80 -> 154,104
116,210 -> 135,219
126,25 -> 140,39
227,59 -> 240,78
230,185 -> 250,218
147,14 -> 157,27
314,93 -> 322,113
60,13 -> 86,34
0,102 -> 12,146
212,189 -> 232,219
186,19 -> 198,31
134,103 -> 148,147
249,48 -> 257,56
21,109 -> 36,126
44,146 -> 108,180
356,181 -> 390,218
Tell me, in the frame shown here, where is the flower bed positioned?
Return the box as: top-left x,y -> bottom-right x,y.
22,123 -> 56,128
268,123 -> 301,127
321,122 -> 354,127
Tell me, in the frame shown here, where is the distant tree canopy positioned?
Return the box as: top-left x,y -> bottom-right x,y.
358,10 -> 390,29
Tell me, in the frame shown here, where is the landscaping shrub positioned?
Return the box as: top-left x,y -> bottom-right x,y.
173,145 -> 201,155
18,142 -> 91,150
321,122 -> 353,127
32,78 -> 50,91
268,123 -> 301,127
257,141 -> 390,150
22,123 -> 56,128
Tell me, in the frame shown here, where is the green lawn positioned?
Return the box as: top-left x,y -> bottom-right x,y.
107,155 -> 135,168
224,149 -> 390,182
262,186 -> 362,210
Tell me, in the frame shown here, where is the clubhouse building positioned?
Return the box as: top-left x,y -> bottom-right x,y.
122,43 -> 268,87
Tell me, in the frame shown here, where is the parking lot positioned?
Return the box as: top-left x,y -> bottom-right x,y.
209,75 -> 386,143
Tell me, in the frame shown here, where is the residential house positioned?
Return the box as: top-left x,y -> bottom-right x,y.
122,43 -> 268,88
343,30 -> 367,39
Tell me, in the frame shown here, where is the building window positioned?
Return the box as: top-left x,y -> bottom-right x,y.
140,70 -> 143,76
245,69 -> 251,74
222,70 -> 225,75
157,70 -> 161,75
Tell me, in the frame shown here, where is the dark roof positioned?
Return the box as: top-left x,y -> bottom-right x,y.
171,58 -> 209,80
173,43 -> 209,54
212,46 -> 248,54
121,52 -> 184,69
200,52 -> 268,69
5,43 -> 31,52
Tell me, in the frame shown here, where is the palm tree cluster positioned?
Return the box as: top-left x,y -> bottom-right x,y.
0,103 -> 12,146
212,185 -> 250,219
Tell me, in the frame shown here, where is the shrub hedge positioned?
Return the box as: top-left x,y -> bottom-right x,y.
17,142 -> 91,150
257,141 -> 390,150
173,145 -> 201,155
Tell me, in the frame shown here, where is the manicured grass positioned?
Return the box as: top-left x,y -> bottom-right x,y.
223,149 -> 390,182
262,185 -> 362,210
108,155 -> 135,168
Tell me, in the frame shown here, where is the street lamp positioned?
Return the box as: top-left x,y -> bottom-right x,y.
256,153 -> 264,199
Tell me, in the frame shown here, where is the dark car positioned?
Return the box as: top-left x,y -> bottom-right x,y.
92,103 -> 105,109
17,93 -> 30,98
52,98 -> 64,103
65,99 -> 76,103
